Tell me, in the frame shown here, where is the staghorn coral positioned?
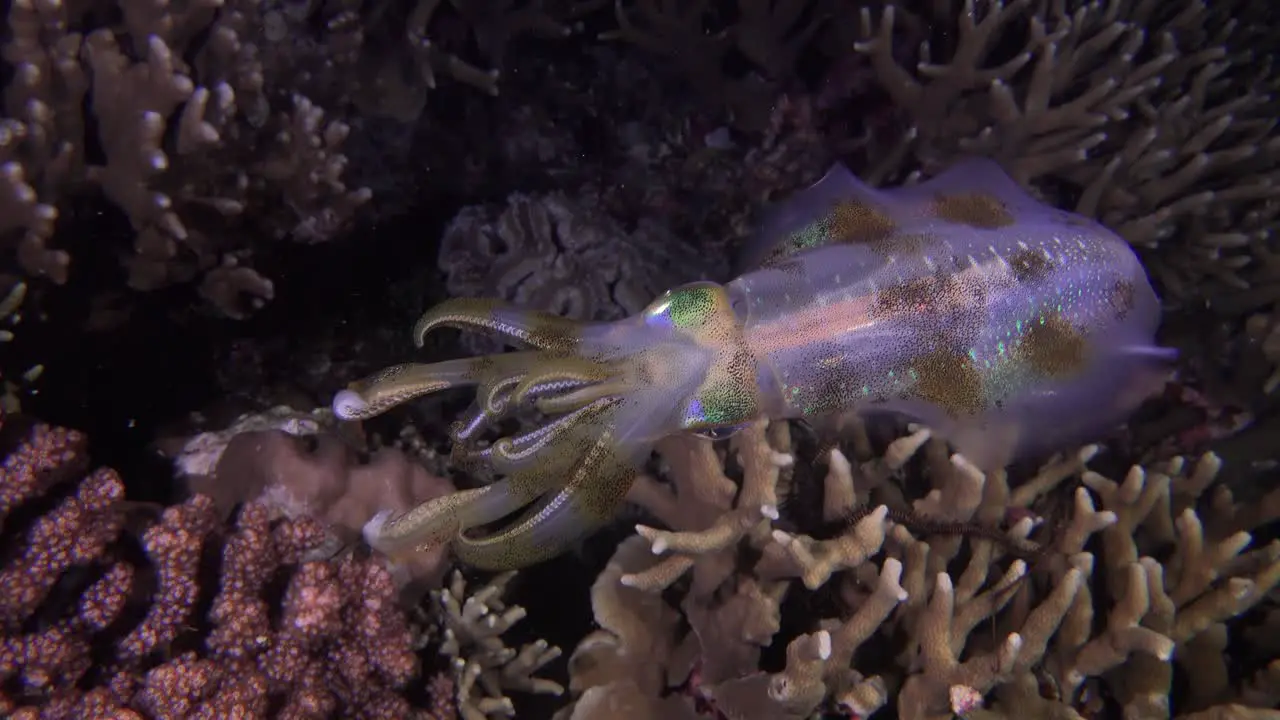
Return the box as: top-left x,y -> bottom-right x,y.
431,570 -> 564,720
0,418 -> 442,718
848,0 -> 1279,313
0,279 -> 41,413
1,0 -> 370,316
601,0 -> 830,130
325,0 -> 578,122
1246,310 -> 1280,395
556,418 -> 1280,719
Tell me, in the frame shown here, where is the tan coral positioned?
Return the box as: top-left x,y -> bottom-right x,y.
603,0 -> 827,130
1,0 -> 370,313
434,570 -> 565,720
558,416 -> 1278,719
853,0 -> 1280,309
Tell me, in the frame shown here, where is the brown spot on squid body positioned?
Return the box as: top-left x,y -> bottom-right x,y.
931,192 -> 1015,229
1106,279 -> 1136,321
831,199 -> 898,244
1007,247 -> 1055,284
1016,312 -> 1089,378
906,347 -> 987,416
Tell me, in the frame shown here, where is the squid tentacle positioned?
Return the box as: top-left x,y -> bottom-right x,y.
339,280 -> 765,571
452,439 -> 638,569
449,403 -> 492,443
368,440 -> 637,571
509,356 -> 616,406
533,379 -> 632,415
333,351 -> 544,421
449,397 -> 620,476
412,297 -> 606,351
369,404 -> 636,570
364,484 -> 520,557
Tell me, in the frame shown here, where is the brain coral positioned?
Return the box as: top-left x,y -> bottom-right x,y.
438,189 -> 724,352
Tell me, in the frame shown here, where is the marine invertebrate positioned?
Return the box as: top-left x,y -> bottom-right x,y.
432,570 -> 564,720
602,0 -> 830,129
437,190 -> 717,354
332,156 -> 1171,572
558,419 -> 1280,719
849,0 -> 1280,310
170,406 -> 460,587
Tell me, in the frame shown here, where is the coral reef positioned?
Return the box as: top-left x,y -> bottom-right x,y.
3,1 -> 1279,720
0,420 -> 431,717
170,406 -> 459,588
437,190 -> 719,353
558,420 -> 1280,719
432,570 -> 565,720
0,0 -> 585,319
601,0 -> 830,131
1,0 -> 372,314
0,279 -> 40,413
848,0 -> 1279,312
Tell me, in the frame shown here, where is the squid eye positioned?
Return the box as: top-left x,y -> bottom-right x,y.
693,423 -> 749,440
726,285 -> 750,323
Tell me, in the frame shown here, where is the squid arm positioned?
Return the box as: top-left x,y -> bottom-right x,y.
333,287 -> 766,570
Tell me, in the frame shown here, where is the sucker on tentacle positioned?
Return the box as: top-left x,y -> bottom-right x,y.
334,157 -> 1173,571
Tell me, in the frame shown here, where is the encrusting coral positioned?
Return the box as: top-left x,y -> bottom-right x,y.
557,419 -> 1280,719
169,406 -> 459,589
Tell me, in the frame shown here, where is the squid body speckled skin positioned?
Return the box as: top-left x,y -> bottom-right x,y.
332,157 -> 1173,571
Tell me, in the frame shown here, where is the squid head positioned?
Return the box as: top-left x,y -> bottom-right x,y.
331,283 -> 765,571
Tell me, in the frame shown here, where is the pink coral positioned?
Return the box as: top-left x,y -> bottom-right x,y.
179,420 -> 457,587
0,418 -> 447,718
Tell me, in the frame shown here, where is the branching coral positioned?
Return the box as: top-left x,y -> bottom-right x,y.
432,570 -> 564,720
557,418 -> 1280,719
0,0 -> 372,316
602,0 -> 829,129
331,0 -> 577,122
850,0 -> 1279,314
0,279 -> 40,413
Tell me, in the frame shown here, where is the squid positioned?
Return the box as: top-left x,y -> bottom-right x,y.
333,157 -> 1174,571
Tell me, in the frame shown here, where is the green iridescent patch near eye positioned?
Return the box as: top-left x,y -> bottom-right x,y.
786,218 -> 829,251
693,378 -> 757,426
666,286 -> 720,329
